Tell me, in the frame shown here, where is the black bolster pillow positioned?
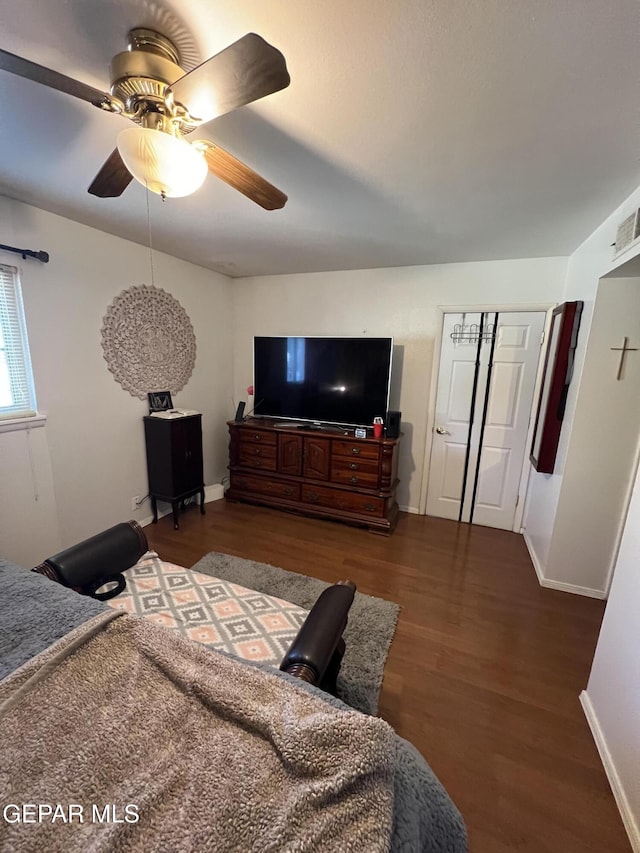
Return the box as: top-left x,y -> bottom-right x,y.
41,521 -> 148,594
280,582 -> 356,682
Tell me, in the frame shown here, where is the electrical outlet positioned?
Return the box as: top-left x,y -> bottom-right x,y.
131,496 -> 140,511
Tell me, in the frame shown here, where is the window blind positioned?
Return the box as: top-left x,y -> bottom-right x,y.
0,264 -> 37,419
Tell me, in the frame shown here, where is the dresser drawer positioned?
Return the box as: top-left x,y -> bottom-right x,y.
331,461 -> 379,488
332,440 -> 380,462
239,429 -> 277,446
238,443 -> 277,471
301,484 -> 384,517
232,473 -> 300,501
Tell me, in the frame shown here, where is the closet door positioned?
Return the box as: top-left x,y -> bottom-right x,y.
472,313 -> 545,529
426,311 -> 545,530
425,313 -> 489,522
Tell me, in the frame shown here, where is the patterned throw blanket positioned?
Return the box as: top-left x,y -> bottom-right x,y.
0,612 -> 396,853
107,552 -> 309,668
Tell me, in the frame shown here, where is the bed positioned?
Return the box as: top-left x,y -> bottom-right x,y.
0,524 -> 467,853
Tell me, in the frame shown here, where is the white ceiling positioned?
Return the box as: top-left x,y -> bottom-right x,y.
0,0 -> 638,277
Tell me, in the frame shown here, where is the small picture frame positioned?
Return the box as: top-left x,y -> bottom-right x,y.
148,391 -> 173,413
354,427 -> 367,439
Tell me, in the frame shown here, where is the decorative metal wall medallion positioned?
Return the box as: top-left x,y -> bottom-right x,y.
101,284 -> 196,399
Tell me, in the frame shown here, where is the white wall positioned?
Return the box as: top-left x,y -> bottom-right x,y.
0,196 -> 233,564
582,454 -> 640,850
546,276 -> 640,593
523,183 -> 640,595
232,257 -> 567,513
0,421 -> 61,566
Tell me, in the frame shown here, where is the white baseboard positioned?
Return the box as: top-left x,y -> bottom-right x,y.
523,533 -> 607,599
205,483 -> 225,502
139,483 -> 224,528
523,531 -> 546,584
538,578 -> 607,599
398,504 -> 419,514
580,691 -> 640,852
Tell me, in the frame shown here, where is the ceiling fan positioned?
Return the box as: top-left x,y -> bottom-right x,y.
0,29 -> 290,209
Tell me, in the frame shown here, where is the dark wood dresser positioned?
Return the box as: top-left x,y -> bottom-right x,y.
226,419 -> 400,534
144,414 -> 205,529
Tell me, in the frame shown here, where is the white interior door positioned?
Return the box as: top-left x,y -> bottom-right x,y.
425,313 -> 487,521
471,313 -> 546,528
426,311 -> 545,530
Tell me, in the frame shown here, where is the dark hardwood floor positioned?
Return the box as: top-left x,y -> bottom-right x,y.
144,501 -> 630,853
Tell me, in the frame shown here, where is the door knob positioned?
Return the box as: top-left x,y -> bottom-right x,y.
435,426 -> 450,435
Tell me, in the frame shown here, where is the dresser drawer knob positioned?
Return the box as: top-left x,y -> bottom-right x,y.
350,476 -> 359,484
349,462 -> 359,470
307,491 -> 319,503
351,447 -> 360,455
253,448 -> 262,455
284,487 -> 293,497
363,503 -> 376,512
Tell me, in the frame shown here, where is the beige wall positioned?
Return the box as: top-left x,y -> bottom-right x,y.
524,183 -> 640,595
546,275 -> 640,593
0,421 -> 61,566
0,196 -> 233,564
232,257 -> 567,513
583,454 -> 640,848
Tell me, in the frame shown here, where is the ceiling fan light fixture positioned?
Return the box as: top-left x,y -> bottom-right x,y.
116,126 -> 207,197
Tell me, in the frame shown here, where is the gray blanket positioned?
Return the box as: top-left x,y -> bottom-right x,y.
1,611 -> 397,852
0,558 -> 468,853
0,558 -> 107,680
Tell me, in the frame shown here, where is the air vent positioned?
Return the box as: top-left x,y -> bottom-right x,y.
613,209 -> 640,257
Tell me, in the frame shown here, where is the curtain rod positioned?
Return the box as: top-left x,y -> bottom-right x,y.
0,243 -> 49,263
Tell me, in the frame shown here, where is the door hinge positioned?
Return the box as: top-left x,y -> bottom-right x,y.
515,494 -> 520,508
540,330 -> 545,345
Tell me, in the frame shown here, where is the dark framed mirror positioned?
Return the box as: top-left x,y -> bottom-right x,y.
530,301 -> 583,474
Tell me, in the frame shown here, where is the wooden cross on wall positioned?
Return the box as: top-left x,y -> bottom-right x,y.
610,337 -> 638,381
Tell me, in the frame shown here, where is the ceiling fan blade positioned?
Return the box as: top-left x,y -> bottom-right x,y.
0,48 -> 113,108
203,144 -> 287,210
170,33 -> 290,125
88,149 -> 133,198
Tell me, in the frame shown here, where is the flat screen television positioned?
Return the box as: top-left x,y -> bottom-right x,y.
253,336 -> 393,428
